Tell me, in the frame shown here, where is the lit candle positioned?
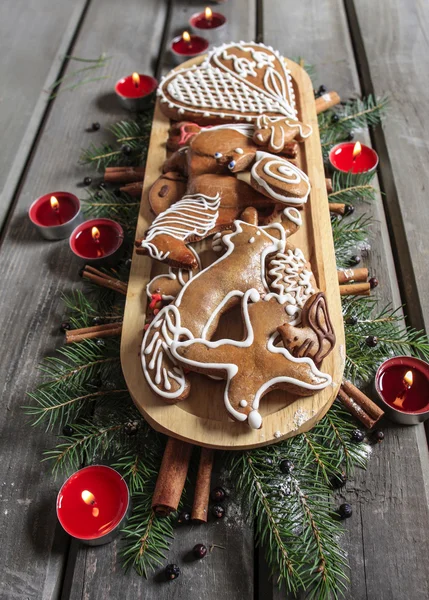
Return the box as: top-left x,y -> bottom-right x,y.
329,141 -> 378,174
189,7 -> 227,42
29,191 -> 84,240
170,31 -> 209,64
115,72 -> 158,112
375,356 -> 429,424
57,466 -> 130,545
70,218 -> 124,265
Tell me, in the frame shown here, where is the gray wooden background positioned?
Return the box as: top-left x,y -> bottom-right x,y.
1,0 -> 429,599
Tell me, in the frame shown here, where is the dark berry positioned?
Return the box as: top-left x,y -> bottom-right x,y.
99,181 -> 106,189
369,276 -> 379,289
193,544 -> 207,559
314,89 -> 321,98
124,258 -> 132,269
279,459 -> 294,474
91,122 -> 100,131
344,204 -> 355,216
211,487 -> 226,502
95,191 -> 102,199
60,321 -> 71,332
365,335 -> 378,348
318,85 -> 327,94
96,338 -> 105,347
124,420 -> 139,436
373,430 -> 385,443
89,377 -> 103,388
351,429 -> 365,443
265,457 -> 274,466
114,188 -> 122,197
331,471 -> 347,489
212,504 -> 225,519
339,503 -> 353,519
104,380 -> 117,390
62,424 -> 74,436
177,510 -> 191,524
350,255 -> 361,266
346,131 -> 354,141
165,564 -> 180,581
331,114 -> 340,123
345,315 -> 358,326
83,176 -> 92,186
92,316 -> 104,325
121,144 -> 132,156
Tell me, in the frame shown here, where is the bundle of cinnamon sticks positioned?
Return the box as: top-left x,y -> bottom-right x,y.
337,267 -> 371,296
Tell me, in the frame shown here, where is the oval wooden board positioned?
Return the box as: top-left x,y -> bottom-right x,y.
121,55 -> 345,449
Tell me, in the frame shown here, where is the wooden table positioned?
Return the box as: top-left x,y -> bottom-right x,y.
1,1 -> 429,598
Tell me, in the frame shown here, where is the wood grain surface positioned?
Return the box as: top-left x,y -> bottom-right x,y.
263,1 -> 429,599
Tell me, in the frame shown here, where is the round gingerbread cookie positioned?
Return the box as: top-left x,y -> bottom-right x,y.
149,172 -> 187,216
251,151 -> 310,206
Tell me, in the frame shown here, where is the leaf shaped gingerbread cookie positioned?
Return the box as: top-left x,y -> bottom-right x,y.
157,42 -> 298,125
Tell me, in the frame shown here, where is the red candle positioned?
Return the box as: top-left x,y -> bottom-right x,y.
190,7 -> 226,30
329,141 -> 378,174
115,73 -> 158,111
29,192 -> 83,240
57,466 -> 129,543
375,356 -> 429,424
70,218 -> 124,262
171,31 -> 209,62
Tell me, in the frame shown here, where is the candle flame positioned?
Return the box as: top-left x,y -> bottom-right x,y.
132,72 -> 140,87
352,141 -> 362,159
404,370 -> 413,387
205,6 -> 212,20
91,226 -> 101,241
50,196 -> 59,211
182,31 -> 191,43
81,490 -> 96,505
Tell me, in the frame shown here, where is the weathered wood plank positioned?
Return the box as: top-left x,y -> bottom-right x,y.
0,0 -> 167,598
0,0 -> 88,232
262,1 -> 429,599
346,0 -> 429,333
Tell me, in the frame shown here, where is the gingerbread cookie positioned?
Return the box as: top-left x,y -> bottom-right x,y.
172,290 -> 332,429
162,147 -> 188,176
277,292 -> 335,365
157,42 -> 297,125
167,121 -> 203,151
251,151 -> 310,206
253,115 -> 312,154
149,172 -> 187,215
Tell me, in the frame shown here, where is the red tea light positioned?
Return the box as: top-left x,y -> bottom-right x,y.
70,218 -> 124,265
189,7 -> 227,42
329,141 -> 379,174
170,31 -> 209,64
115,72 -> 158,112
375,356 -> 429,425
57,466 -> 130,546
29,191 -> 83,240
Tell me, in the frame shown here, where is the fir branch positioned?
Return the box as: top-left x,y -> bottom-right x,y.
329,171 -> 377,204
81,189 -> 139,229
332,214 -> 372,267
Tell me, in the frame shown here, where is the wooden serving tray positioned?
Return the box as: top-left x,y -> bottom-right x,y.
121,56 -> 345,449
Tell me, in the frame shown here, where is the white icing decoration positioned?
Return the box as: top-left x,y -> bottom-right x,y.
146,247 -> 201,302
257,133 -> 264,141
251,151 -> 310,206
255,115 -> 312,150
249,237 -> 255,243
240,400 -> 248,407
322,93 -> 331,102
284,207 -> 302,227
234,147 -> 244,154
141,193 -> 220,261
248,410 -> 262,429
204,123 -> 254,137
158,42 -> 298,121
214,152 -> 223,158
274,430 -> 282,438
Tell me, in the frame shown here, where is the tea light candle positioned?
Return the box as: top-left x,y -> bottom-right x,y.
70,218 -> 124,265
29,192 -> 84,240
115,72 -> 158,112
170,31 -> 209,65
189,7 -> 227,42
375,356 -> 429,424
329,141 -> 378,174
57,465 -> 130,546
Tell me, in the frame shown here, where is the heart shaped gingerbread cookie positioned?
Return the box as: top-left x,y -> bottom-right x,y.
157,42 -> 298,125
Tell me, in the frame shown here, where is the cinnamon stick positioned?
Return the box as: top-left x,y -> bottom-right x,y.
82,267 -> 128,295
329,203 -> 347,215
152,438 -> 193,516
104,166 -> 145,183
341,380 -> 384,422
315,91 -> 341,114
66,322 -> 123,344
191,448 -> 214,523
325,178 -> 333,194
120,181 -> 143,197
337,388 -> 376,429
338,268 -> 369,285
339,282 -> 371,296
